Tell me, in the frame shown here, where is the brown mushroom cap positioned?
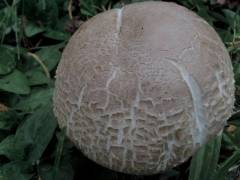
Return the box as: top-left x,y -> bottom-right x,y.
53,1 -> 235,175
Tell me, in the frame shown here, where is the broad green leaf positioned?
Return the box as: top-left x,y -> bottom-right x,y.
0,46 -> 16,75
80,8 -> 95,17
37,0 -> 59,27
0,70 -> 30,95
0,110 -> 19,130
36,47 -> 61,71
223,9 -> 238,20
54,16 -> 71,33
39,130 -> 74,180
0,103 -> 57,163
4,45 -> 28,55
52,129 -> 66,179
25,69 -> 50,86
14,88 -> 53,112
21,0 -> 60,26
218,28 -> 234,43
0,135 -> 17,160
0,6 -> 17,36
80,0 -> 111,16
44,29 -> 70,41
189,134 -> 222,180
20,103 -> 57,164
0,162 -> 32,180
24,22 -> 45,37
188,0 -> 215,25
80,0 -> 112,17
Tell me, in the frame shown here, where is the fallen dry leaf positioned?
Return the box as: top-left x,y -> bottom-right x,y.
0,103 -> 8,112
227,124 -> 237,134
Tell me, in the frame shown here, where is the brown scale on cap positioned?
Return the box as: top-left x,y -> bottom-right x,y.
53,1 -> 235,175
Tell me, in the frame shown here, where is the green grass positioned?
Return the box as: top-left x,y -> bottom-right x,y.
0,0 -> 239,180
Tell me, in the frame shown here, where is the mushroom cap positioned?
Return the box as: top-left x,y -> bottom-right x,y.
53,1 -> 235,175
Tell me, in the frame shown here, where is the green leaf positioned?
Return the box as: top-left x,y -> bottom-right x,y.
0,46 -> 16,75
80,0 -> 112,17
25,69 -> 50,86
37,0 -> 59,27
14,88 -> 53,112
80,0 -> 97,17
52,129 -> 66,179
80,0 -> 110,16
218,28 -> 233,43
39,130 -> 74,180
0,162 -> 32,180
0,103 -> 57,163
0,70 -> 30,95
54,16 -> 71,33
223,9 -> 238,20
24,22 -> 45,37
35,47 -> 61,71
0,110 -> 19,130
44,29 -> 70,41
0,135 -> 16,160
0,6 -> 17,37
22,104 -> 57,164
189,134 -> 222,180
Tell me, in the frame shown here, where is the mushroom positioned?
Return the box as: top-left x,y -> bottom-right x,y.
53,1 -> 235,175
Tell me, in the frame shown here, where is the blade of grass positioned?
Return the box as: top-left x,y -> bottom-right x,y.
53,129 -> 66,180
27,52 -> 50,78
213,150 -> 240,180
1,6 -> 11,44
189,133 -> 222,180
14,5 -> 20,60
223,132 -> 240,151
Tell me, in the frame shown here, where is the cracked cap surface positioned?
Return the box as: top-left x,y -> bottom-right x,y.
53,1 -> 235,175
